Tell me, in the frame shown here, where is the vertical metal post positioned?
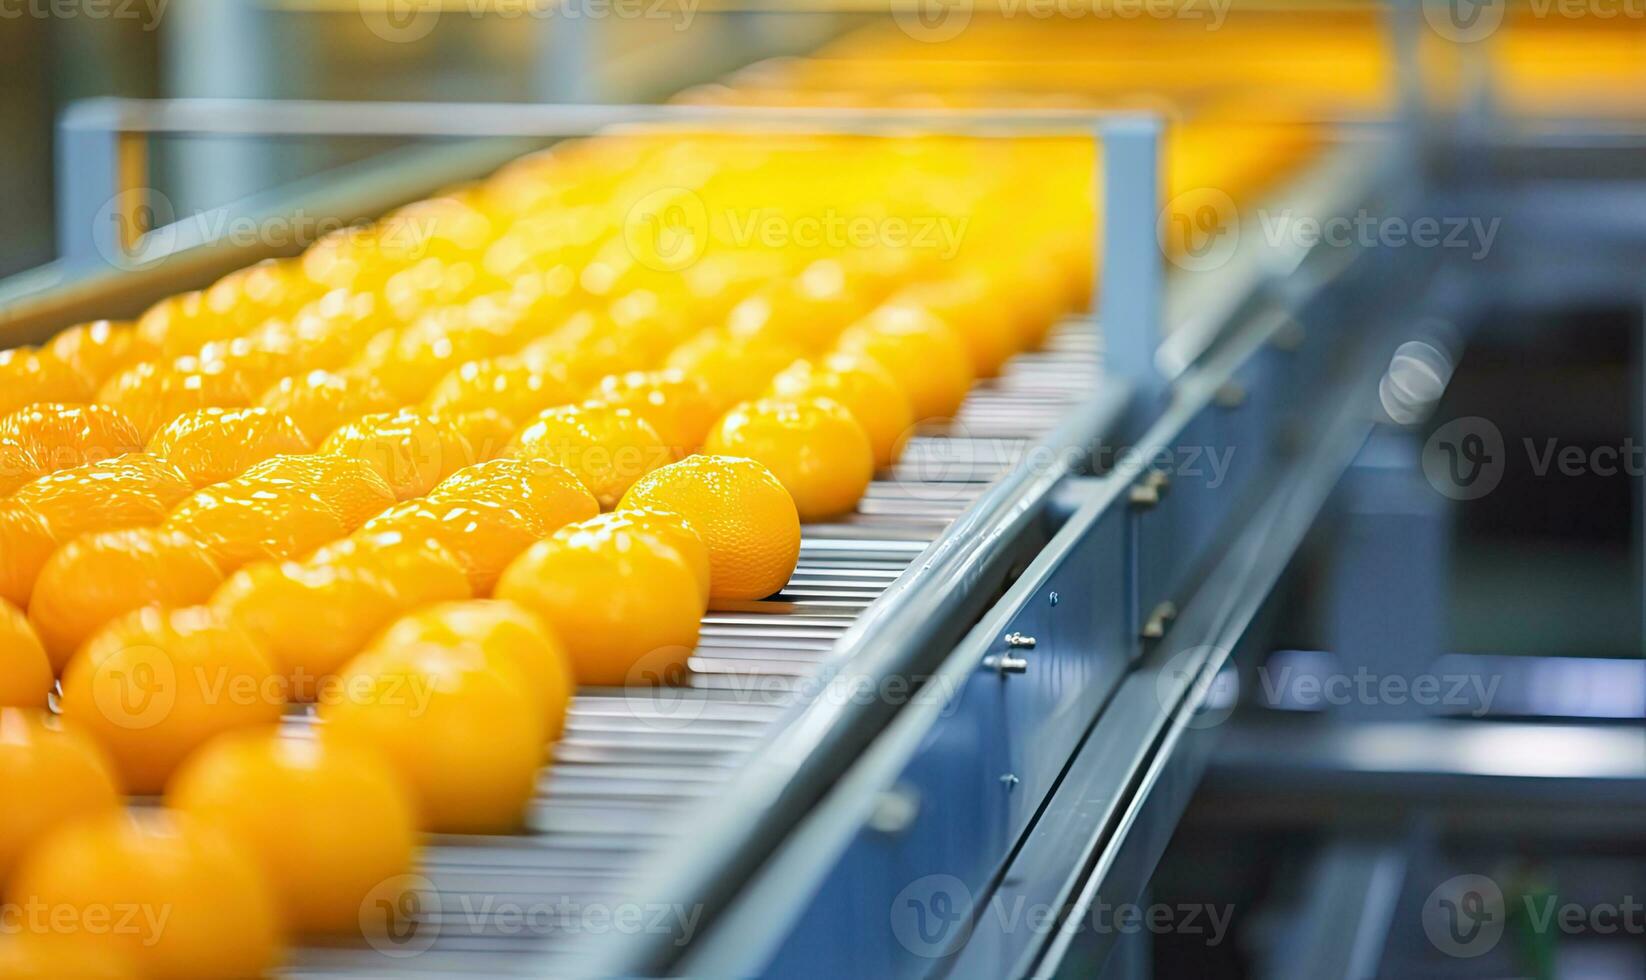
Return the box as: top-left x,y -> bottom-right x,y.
537,12 -> 599,103
55,107 -> 124,272
1099,116 -> 1165,405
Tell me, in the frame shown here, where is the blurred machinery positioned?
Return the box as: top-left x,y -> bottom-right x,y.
3,5 -> 1645,979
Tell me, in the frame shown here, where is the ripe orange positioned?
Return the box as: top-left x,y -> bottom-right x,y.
576,508 -> 712,604
358,497 -> 537,596
58,605 -> 283,794
10,454 -> 193,541
309,530 -> 472,608
95,360 -> 256,442
371,599 -> 574,739
0,403 -> 143,473
0,933 -> 137,978
705,396 -> 874,521
837,305 -> 974,422
0,348 -> 93,418
257,369 -> 399,449
134,290 -> 244,358
592,370 -> 720,460
510,402 -> 669,509
44,319 -> 147,387
0,602 -> 52,708
884,278 -> 1021,377
0,504 -> 57,609
163,477 -> 347,573
0,441 -> 44,495
27,528 -> 225,673
495,518 -> 703,687
769,352 -> 912,469
6,809 -> 280,978
166,728 -> 418,936
442,408 -> 517,464
319,643 -> 542,834
619,455 -> 800,600
664,330 -> 806,415
211,560 -> 403,700
0,708 -> 122,883
423,354 -> 578,424
428,457 -> 598,537
146,407 -> 310,489
320,409 -> 472,501
240,453 -> 396,532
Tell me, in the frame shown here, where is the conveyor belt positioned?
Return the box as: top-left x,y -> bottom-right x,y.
283,323 -> 1100,977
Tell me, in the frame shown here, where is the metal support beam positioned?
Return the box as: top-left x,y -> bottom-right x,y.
1099,116 -> 1165,406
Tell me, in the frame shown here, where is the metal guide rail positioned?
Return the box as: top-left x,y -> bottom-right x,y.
280,323 -> 1104,977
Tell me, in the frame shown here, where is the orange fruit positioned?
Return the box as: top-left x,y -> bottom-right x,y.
7,808 -> 281,978
9,453 -> 192,541
44,319 -> 147,387
0,602 -> 51,708
0,403 -> 143,472
358,497 -> 536,596
0,504 -> 57,608
0,348 -> 93,418
423,355 -> 578,424
0,708 -> 121,883
135,290 -> 244,358
837,305 -> 974,422
319,643 -> 542,834
371,599 -> 574,739
166,728 -> 418,936
428,457 -> 598,537
240,453 -> 396,531
495,518 -> 703,687
211,560 -> 403,699
705,396 -> 874,521
257,369 -> 399,449
27,528 -> 225,673
163,477 -> 347,573
146,407 -> 310,489
0,934 -> 137,978
58,605 -> 283,794
510,402 -> 669,509
885,278 -> 1021,377
0,441 -> 45,495
725,267 -> 871,353
618,455 -> 800,601
769,352 -> 912,468
664,330 -> 806,415
309,530 -> 472,608
581,507 -> 713,603
593,369 -> 720,459
320,409 -> 472,501
442,408 -> 517,464
96,360 -> 256,442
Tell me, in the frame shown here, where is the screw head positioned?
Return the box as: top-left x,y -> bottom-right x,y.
1048,592 -> 1059,606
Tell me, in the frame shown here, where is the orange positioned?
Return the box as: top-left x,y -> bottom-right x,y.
10,453 -> 192,541
769,352 -> 912,468
837,305 -> 974,422
58,605 -> 283,794
725,266 -> 871,353
358,497 -> 536,596
309,530 -> 472,608
0,602 -> 51,707
211,560 -> 403,699
319,643 -> 542,834
510,402 -> 669,509
618,455 -> 800,601
428,456 -> 598,536
0,441 -> 44,495
443,408 -> 517,464
352,314 -> 515,404
576,508 -> 712,605
240,453 -> 396,531
0,504 -> 57,608
166,728 -> 418,935
27,528 -> 225,673
593,370 -> 720,459
187,337 -> 306,397
146,407 -> 310,489
0,347 -> 94,418
0,403 -> 143,473
664,330 -> 806,415
885,278 -> 1021,377
7,808 -> 281,979
96,361 -> 256,442
134,290 -> 245,358
371,599 -> 574,739
0,709 -> 121,883
44,319 -> 147,387
320,409 -> 472,501
257,369 -> 399,449
705,396 -> 874,521
163,477 -> 347,572
0,935 -> 136,979
423,354 -> 578,424
495,518 -> 703,687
